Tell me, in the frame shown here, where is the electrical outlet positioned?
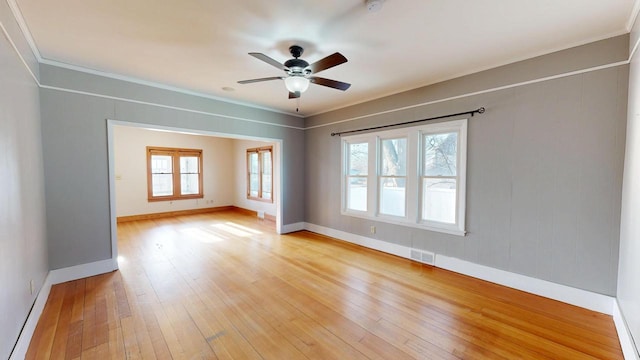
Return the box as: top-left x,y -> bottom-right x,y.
370,226 -> 376,234
30,280 -> 34,295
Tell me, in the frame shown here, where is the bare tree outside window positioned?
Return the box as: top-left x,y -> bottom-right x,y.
423,132 -> 458,224
380,138 -> 407,216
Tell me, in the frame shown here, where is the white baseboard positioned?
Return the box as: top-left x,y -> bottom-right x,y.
47,258 -> 117,285
305,223 -> 413,258
9,258 -> 118,360
435,254 -> 614,314
9,277 -> 52,360
281,222 -> 305,234
303,222 -> 615,315
614,300 -> 640,360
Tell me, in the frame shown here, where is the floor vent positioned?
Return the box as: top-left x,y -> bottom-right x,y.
410,249 -> 435,265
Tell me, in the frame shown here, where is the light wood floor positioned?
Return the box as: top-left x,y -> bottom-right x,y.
27,210 -> 623,359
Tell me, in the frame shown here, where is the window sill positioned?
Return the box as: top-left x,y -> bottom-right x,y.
341,210 -> 466,237
247,197 -> 274,203
148,195 -> 204,202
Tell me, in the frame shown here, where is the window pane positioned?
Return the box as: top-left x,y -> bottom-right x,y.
262,174 -> 272,199
261,152 -> 271,175
347,177 -> 367,211
249,153 -> 259,173
151,155 -> 172,173
348,143 -> 368,175
152,174 -> 173,196
424,132 -> 458,176
422,178 -> 456,224
180,174 -> 199,195
381,138 -> 407,176
180,156 -> 199,173
249,173 -> 259,197
380,177 -> 406,216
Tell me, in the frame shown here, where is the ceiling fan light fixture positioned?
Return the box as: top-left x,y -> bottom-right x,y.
284,76 -> 310,93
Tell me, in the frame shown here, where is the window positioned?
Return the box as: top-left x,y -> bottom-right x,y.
147,147 -> 203,201
247,147 -> 273,202
341,119 -> 467,235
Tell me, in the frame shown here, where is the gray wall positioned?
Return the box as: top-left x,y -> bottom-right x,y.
618,17 -> 640,355
0,4 -> 48,358
305,36 -> 629,296
39,65 -> 305,270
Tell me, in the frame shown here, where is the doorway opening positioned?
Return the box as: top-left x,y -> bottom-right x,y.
107,120 -> 283,266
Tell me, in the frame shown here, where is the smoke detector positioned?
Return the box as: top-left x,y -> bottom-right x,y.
365,0 -> 384,12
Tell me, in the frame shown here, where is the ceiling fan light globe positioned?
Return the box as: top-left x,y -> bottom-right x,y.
285,76 -> 310,93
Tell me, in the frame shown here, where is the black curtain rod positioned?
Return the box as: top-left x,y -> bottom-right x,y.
330,107 -> 485,136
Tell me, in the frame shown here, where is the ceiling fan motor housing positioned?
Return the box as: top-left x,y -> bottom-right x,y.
284,58 -> 309,71
285,45 -> 310,76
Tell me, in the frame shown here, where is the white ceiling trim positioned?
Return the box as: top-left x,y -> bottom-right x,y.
306,59 -> 629,131
5,0 -> 305,118
7,0 -> 635,119
4,0 -> 637,131
39,83 -> 305,130
6,0 -> 41,60
38,57 -> 305,118
1,15 -> 306,131
3,9 -> 632,135
627,0 -> 640,31
0,15 -> 38,85
305,29 -> 629,118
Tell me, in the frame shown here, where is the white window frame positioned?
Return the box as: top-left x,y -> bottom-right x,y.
341,119 -> 467,236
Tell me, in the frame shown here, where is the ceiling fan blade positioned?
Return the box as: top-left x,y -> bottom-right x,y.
237,76 -> 283,84
308,52 -> 347,73
288,91 -> 301,99
310,77 -> 351,91
249,52 -> 287,70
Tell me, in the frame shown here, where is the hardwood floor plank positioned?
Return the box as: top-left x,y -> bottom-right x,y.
139,305 -> 173,360
26,282 -> 68,360
26,210 -> 624,359
80,277 -> 96,352
180,289 -> 263,359
120,316 -> 142,359
48,282 -> 76,360
64,321 -> 83,360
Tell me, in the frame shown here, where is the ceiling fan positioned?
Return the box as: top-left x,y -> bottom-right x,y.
238,45 -> 351,99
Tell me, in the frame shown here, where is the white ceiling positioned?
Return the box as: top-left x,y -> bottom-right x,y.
12,0 -> 638,116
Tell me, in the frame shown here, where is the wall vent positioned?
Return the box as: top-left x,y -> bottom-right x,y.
410,249 -> 435,265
